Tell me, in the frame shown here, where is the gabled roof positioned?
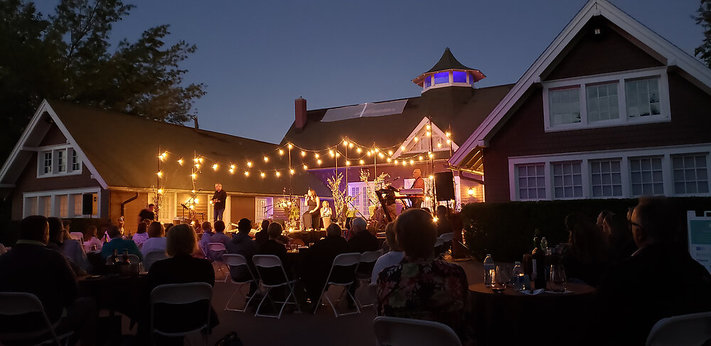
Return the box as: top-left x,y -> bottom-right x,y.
280,84 -> 513,162
391,117 -> 459,158
427,48 -> 476,73
450,0 -> 711,167
1,100 -> 314,195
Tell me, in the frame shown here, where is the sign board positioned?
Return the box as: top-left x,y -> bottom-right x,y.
687,210 -> 711,274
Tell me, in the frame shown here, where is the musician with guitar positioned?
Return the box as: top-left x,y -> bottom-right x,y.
410,169 -> 425,208
211,183 -> 227,222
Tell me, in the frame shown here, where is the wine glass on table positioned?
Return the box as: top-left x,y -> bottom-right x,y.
491,265 -> 507,293
548,264 -> 567,292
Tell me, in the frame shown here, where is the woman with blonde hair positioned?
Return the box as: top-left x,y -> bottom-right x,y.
303,188 -> 320,230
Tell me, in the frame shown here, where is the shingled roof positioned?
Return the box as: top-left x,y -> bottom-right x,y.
427,47 -> 476,73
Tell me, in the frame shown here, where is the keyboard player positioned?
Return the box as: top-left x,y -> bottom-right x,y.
409,169 -> 425,208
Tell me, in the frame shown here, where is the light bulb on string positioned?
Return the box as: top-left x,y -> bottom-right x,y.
429,175 -> 434,180
446,139 -> 451,144
156,171 -> 163,178
230,164 -> 236,170
378,153 -> 385,159
198,157 -> 204,164
348,143 -> 353,148
374,148 -> 379,153
335,153 -> 340,158
303,164 -> 308,170
446,132 -> 451,138
414,137 -> 419,142
260,172 -> 265,178
437,142 -> 442,148
177,158 -> 184,165
314,153 -> 319,159
300,151 -> 306,157
195,163 -> 200,169
418,156 -> 423,161
279,149 -> 284,156
191,173 -> 197,179
410,159 -> 415,165
359,159 -> 364,165
367,152 -> 372,157
244,171 -> 250,177
346,161 -> 351,166
426,131 -> 431,137
290,169 -> 295,175
317,159 -> 322,165
342,140 -> 348,147
426,124 -> 431,130
386,158 -> 392,163
275,171 -> 281,177
228,168 -> 235,174
401,146 -> 406,152
388,150 -> 393,156
157,188 -> 164,194
264,156 -> 269,163
287,143 -> 293,149
247,161 -> 252,168
212,163 -> 219,171
356,148 -> 362,154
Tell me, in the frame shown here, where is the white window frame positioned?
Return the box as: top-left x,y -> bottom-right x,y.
36,145 -> 83,178
515,162 -> 549,201
551,161 -> 584,200
23,188 -> 101,218
508,144 -> 711,201
542,67 -> 671,132
589,158 -> 624,198
671,153 -> 710,196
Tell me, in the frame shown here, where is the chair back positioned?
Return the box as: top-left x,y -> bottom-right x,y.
646,311 -> 711,346
360,250 -> 381,264
0,292 -> 64,344
326,252 -> 361,285
207,242 -> 227,252
222,254 -> 255,284
105,253 -> 141,265
69,232 -> 84,242
373,316 -> 462,346
150,282 -> 213,338
252,255 -> 290,286
143,251 -> 168,271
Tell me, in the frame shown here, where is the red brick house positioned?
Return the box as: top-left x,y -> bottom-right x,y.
450,0 -> 711,202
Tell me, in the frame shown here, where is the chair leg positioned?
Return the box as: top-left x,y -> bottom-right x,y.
313,283 -> 329,315
225,283 -> 256,312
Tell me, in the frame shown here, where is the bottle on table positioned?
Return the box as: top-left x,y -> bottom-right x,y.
532,229 -> 546,290
483,254 -> 495,288
112,249 -> 120,264
512,261 -> 525,291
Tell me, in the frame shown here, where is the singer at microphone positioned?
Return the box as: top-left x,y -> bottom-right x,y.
212,183 -> 227,222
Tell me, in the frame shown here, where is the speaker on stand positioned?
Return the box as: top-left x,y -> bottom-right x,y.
434,171 -> 455,202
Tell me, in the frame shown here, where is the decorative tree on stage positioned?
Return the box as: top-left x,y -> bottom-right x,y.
327,173 -> 354,226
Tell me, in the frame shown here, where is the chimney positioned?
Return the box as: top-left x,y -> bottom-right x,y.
193,116 -> 199,129
295,97 -> 307,130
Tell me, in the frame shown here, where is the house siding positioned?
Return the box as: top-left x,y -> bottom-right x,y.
230,196 -> 255,224
484,71 -> 711,202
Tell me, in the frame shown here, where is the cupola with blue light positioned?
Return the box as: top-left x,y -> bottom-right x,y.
413,48 -> 486,93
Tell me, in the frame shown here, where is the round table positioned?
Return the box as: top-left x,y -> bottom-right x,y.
468,282 -> 597,346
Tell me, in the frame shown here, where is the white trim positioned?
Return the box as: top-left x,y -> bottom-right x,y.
36,145 -> 83,178
450,0 -> 711,167
392,117 -> 459,158
542,68 -> 671,132
0,100 -> 52,183
23,187 -> 102,218
507,143 -> 711,201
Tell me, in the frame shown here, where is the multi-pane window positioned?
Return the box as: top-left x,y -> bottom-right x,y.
434,72 -> 449,85
673,154 -> 709,194
552,161 -> 583,198
453,71 -> 467,83
590,159 -> 623,197
517,163 -> 546,200
549,87 -> 581,126
626,77 -> 660,118
587,82 -> 619,122
630,157 -> 664,196
56,149 -> 66,172
71,149 -> 80,171
42,151 -> 52,174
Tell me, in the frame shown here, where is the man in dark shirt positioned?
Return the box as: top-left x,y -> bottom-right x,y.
347,217 -> 379,253
138,204 -> 155,224
0,215 -> 95,343
597,198 -> 711,345
227,218 -> 257,282
257,223 -> 287,264
212,183 -> 227,222
302,223 -> 349,306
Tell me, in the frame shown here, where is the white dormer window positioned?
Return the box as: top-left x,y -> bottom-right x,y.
543,67 -> 670,132
37,145 -> 82,178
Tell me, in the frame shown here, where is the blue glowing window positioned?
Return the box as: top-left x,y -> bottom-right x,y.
453,71 -> 467,83
425,76 -> 431,88
434,72 -> 449,85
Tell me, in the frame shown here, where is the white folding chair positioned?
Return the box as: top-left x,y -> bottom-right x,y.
222,254 -> 257,312
0,292 -> 74,345
143,251 -> 168,272
314,252 -> 361,317
357,250 -> 382,282
252,254 -> 301,319
150,282 -> 213,346
646,311 -> 711,346
373,315 -> 462,346
207,242 -> 229,283
435,232 -> 454,247
69,232 -> 84,243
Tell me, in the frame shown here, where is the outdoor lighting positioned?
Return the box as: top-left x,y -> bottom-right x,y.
374,148 -> 379,153
429,175 -> 434,180
195,163 -> 201,169
429,153 -> 434,159
401,145 -> 406,151
446,139 -> 451,144
287,143 -> 293,149
426,131 -> 431,137
387,158 -> 392,163
247,161 -> 253,168
367,152 -> 372,157
156,171 -> 163,178
437,143 -> 442,148
264,156 -> 269,162
191,190 -> 196,193
260,172 -> 266,178
290,169 -> 295,175
446,132 -> 451,138
178,158 -> 184,165
198,157 -> 204,163
190,205 -> 195,210
346,161 -> 351,166
343,140 -> 348,146
276,171 -> 281,177
157,188 -> 164,194
335,153 -> 340,158
212,164 -> 218,171
194,198 -> 199,204
359,159 -> 365,165
193,158 -> 199,163
349,143 -> 354,148
229,168 -> 235,174
433,216 -> 438,222
317,159 -> 322,165
425,196 -> 431,201
467,188 -> 475,196
230,164 -> 236,170
244,171 -> 250,177
402,161 -> 407,166
410,159 -> 414,165
378,153 -> 385,159
191,173 -> 197,179
279,149 -> 284,156
414,137 -> 419,142
303,164 -> 308,170
394,160 -> 399,164
426,124 -> 431,130
356,148 -> 362,154
388,150 -> 393,155
418,156 -> 423,161
301,151 -> 306,157
314,153 -> 319,159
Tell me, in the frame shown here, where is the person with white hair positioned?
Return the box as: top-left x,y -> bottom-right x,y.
347,217 -> 378,253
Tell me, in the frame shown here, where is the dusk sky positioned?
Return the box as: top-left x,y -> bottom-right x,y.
38,0 -> 704,145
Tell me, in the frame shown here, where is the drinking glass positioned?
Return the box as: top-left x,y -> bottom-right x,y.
491,265 -> 507,293
548,264 -> 567,292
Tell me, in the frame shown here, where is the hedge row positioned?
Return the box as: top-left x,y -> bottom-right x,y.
460,197 -> 711,263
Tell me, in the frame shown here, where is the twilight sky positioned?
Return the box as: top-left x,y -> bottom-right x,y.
38,0 -> 703,145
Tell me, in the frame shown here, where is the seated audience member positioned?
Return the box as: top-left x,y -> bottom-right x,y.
141,222 -> 167,257
0,215 -> 95,343
302,223 -> 349,306
561,212 -> 609,286
254,219 -> 270,249
435,205 -> 453,236
371,222 -> 404,284
376,209 -> 469,342
198,221 -> 214,257
206,221 -> 230,260
82,225 -> 103,253
347,217 -> 378,253
117,216 -> 126,237
48,217 -> 88,273
132,222 -> 150,248
597,198 -> 711,345
599,211 -> 636,264
0,243 -> 6,255
101,225 -> 143,261
227,218 -> 257,280
145,224 -> 218,341
257,222 -> 287,265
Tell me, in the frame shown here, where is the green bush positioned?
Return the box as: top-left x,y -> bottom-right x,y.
461,197 -> 711,262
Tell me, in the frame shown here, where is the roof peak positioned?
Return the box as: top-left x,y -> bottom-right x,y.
426,47 -> 475,73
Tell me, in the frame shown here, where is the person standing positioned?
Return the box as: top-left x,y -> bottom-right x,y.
138,204 -> 155,225
409,169 -> 425,209
302,189 -> 320,231
212,183 -> 227,223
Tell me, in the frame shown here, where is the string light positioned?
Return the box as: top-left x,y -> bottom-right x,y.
437,143 -> 442,148
426,124 -> 431,130
157,188 -> 164,194
346,161 -> 351,166
194,198 -> 199,203
410,159 -> 414,165
348,143 -> 354,148
212,163 -> 219,171
198,157 -> 204,164
300,151 -> 306,157
429,152 -> 434,159
388,150 -> 393,156
414,137 -> 419,142
317,159 -> 322,165
367,152 -> 372,157
314,153 -> 319,159
342,140 -> 348,146
156,171 -> 163,178
303,164 -> 308,170
194,163 -> 201,169
446,132 -> 451,138
335,153 -> 340,158
279,149 -> 284,156
401,145 -> 406,151
378,153 -> 385,159
263,156 -> 269,162
260,172 -> 266,178
356,148 -> 362,154
275,171 -> 281,177
191,189 -> 195,193
287,143 -> 293,149
230,164 -> 236,170
244,171 -> 250,177
446,139 -> 451,144
374,148 -> 379,153
387,158 -> 392,162
359,159 -> 365,165
429,175 -> 434,180
228,168 -> 235,174
290,169 -> 295,175
191,173 -> 197,179
247,161 -> 253,168
426,131 -> 431,137
418,156 -> 423,161
177,158 -> 184,165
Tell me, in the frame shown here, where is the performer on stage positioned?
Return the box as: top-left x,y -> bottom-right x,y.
211,183 -> 227,222
410,169 -> 425,209
302,189 -> 320,231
